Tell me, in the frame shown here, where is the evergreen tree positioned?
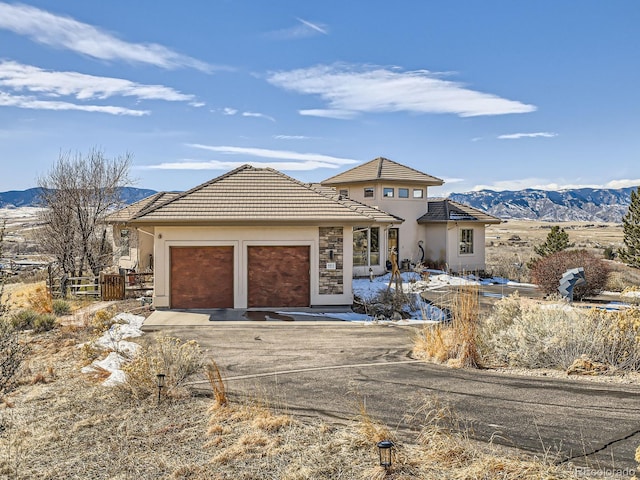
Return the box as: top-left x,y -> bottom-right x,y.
619,187 -> 640,268
533,225 -> 572,257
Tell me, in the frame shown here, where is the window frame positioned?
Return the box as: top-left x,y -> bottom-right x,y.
353,226 -> 381,267
413,189 -> 424,198
398,188 -> 409,198
364,187 -> 374,198
459,228 -> 474,255
383,187 -> 394,198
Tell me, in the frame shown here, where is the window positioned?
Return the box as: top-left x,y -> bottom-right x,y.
459,228 -> 474,254
364,187 -> 374,198
413,189 -> 424,198
383,187 -> 394,198
399,188 -> 409,198
353,226 -> 380,266
339,189 -> 349,198
120,229 -> 130,256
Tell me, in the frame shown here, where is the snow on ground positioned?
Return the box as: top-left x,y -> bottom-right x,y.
80,312 -> 145,386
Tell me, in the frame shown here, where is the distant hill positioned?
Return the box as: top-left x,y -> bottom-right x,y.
449,187 -> 636,222
0,187 -> 157,208
1,185 -> 636,222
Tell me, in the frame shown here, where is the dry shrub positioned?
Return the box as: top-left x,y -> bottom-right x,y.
480,294 -> 640,371
413,286 -> 481,368
120,335 -> 204,401
25,284 -> 52,313
530,249 -> 610,299
91,308 -> 117,333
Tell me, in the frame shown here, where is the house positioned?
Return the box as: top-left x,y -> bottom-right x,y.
320,157 -> 500,274
108,157 -> 499,309
109,165 -> 399,309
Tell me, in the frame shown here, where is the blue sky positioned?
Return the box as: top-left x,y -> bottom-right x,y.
0,1 -> 638,195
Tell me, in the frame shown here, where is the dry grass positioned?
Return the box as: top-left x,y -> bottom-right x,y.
205,358 -> 227,407
413,285 -> 482,368
0,297 -> 607,479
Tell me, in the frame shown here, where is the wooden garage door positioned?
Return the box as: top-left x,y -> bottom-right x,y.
248,246 -> 310,308
170,246 -> 234,309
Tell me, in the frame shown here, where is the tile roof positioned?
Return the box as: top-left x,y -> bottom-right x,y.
129,165 -> 401,225
417,198 -> 501,224
106,192 -> 180,223
321,157 -> 444,186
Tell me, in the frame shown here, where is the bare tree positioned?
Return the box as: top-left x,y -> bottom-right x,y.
37,149 -> 133,276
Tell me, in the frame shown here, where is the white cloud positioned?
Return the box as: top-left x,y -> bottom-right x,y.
267,64 -> 536,118
296,18 -> 328,35
273,134 -> 311,140
299,109 -> 357,119
222,107 -> 238,115
143,159 -> 348,171
0,91 -> 147,116
185,144 -> 358,165
267,17 -> 329,39
497,132 -> 558,140
0,2 -> 217,72
0,60 -> 196,102
470,178 -> 640,192
242,111 -> 275,122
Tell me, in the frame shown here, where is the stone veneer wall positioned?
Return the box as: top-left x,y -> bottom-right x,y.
318,227 -> 344,295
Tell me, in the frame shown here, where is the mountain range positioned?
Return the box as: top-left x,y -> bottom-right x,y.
450,187 -> 636,222
0,187 -> 157,209
0,186 -> 635,222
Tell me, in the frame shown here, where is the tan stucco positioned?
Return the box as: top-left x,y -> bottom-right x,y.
151,225 -> 354,308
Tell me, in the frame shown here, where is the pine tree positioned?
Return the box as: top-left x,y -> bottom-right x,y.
533,225 -> 572,257
619,187 -> 640,268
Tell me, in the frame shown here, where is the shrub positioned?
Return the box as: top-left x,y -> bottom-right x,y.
26,284 -> 52,313
91,309 -> 117,333
9,309 -> 39,330
9,309 -> 57,332
52,299 -> 71,316
529,249 -> 610,300
0,321 -> 29,396
33,313 -> 57,333
479,295 -> 640,371
120,335 -> 204,401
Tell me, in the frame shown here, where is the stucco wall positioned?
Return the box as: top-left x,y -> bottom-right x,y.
445,223 -> 487,273
152,225 -> 354,308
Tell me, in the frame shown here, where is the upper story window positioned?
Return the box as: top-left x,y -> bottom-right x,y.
383,187 -> 394,198
364,187 -> 374,198
459,228 -> 474,255
339,189 -> 349,198
399,188 -> 409,198
413,189 -> 424,198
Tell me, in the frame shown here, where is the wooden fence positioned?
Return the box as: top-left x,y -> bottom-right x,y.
47,264 -> 153,301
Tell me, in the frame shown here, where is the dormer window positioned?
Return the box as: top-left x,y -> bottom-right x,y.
413,189 -> 424,198
399,188 -> 409,198
383,187 -> 394,198
339,189 -> 349,198
364,187 -> 374,198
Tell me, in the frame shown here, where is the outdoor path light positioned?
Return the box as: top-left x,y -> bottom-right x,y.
377,440 -> 394,469
156,373 -> 166,403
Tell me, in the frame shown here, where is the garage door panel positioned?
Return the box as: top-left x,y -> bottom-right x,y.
248,246 -> 310,308
171,246 -> 233,309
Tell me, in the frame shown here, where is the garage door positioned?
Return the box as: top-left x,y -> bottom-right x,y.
170,246 -> 234,309
247,246 -> 310,308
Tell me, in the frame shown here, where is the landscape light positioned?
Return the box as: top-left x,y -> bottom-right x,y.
156,373 -> 166,403
377,440 -> 394,469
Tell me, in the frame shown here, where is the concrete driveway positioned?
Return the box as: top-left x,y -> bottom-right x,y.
143,318 -> 640,471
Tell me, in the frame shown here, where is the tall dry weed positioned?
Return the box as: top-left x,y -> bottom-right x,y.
413,285 -> 481,368
205,358 -> 227,407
